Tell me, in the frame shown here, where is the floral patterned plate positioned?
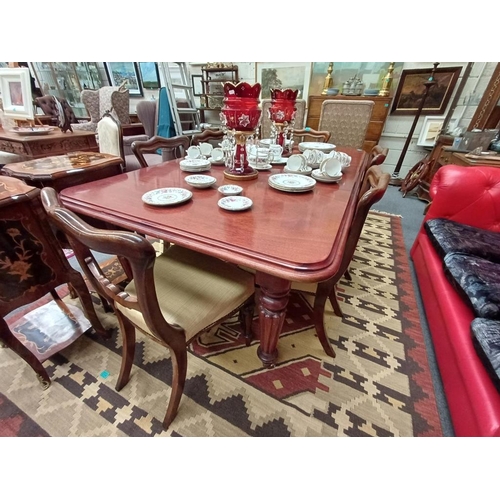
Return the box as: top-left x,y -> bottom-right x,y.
268,173 -> 316,192
142,188 -> 193,206
218,196 -> 253,211
184,175 -> 217,188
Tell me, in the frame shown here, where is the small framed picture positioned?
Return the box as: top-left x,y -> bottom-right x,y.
417,116 -> 445,147
138,62 -> 161,90
104,62 -> 143,96
0,67 -> 34,120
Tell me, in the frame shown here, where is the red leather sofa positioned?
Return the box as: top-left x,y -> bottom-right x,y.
411,164 -> 500,437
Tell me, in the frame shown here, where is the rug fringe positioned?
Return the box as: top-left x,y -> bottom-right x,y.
370,209 -> 403,218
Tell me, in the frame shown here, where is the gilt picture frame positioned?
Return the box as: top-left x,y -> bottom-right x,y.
0,67 -> 34,120
104,62 -> 143,96
391,66 -> 461,115
256,62 -> 312,100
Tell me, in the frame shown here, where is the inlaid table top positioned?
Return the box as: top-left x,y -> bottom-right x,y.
2,152 -> 122,179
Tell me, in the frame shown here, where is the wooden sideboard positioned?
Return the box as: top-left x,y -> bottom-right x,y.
306,95 -> 392,152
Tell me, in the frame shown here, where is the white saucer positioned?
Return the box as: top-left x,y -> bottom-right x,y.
184,175 -> 217,189
311,170 -> 343,183
218,196 -> 253,211
142,188 -> 193,206
270,157 -> 287,165
218,185 -> 243,196
180,158 -> 211,168
250,163 -> 273,171
210,158 -> 225,166
283,166 -> 312,175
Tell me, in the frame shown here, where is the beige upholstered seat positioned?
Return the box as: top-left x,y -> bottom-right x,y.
73,86 -> 130,132
260,99 -> 306,139
319,100 -> 374,148
97,111 -> 138,172
40,187 -> 255,430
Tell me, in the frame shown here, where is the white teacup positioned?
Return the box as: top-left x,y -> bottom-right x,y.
199,142 -> 213,157
302,149 -> 324,167
269,144 -> 283,160
187,145 -> 202,159
320,157 -> 342,177
247,142 -> 271,169
211,147 -> 224,162
286,154 -> 307,172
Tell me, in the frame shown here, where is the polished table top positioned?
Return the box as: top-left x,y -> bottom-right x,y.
0,127 -> 96,143
59,147 -> 367,284
59,147 -> 368,365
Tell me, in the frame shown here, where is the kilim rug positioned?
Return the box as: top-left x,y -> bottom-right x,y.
0,212 -> 443,437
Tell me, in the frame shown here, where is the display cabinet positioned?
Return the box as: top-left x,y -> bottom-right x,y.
29,63 -> 103,118
193,65 -> 239,123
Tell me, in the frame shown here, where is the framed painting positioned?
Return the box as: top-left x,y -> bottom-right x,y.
104,62 -> 143,96
391,66 -> 461,115
138,62 -> 161,90
417,116 -> 445,147
0,67 -> 34,120
256,62 -> 312,100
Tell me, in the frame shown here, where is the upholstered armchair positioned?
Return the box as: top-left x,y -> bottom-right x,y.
73,86 -> 131,132
122,99 -> 156,156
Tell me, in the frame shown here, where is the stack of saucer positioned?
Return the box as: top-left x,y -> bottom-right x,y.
179,158 -> 211,172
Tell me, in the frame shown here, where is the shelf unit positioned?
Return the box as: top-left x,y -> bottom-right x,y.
29,62 -> 103,118
192,65 -> 239,124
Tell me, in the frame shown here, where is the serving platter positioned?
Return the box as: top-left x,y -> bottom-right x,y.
142,188 -> 193,206
268,173 -> 316,192
11,126 -> 56,136
298,142 -> 336,154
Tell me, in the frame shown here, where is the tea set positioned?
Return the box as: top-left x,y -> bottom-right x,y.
155,139 -> 352,211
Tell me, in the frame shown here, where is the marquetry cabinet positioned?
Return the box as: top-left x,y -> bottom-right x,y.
306,95 -> 392,152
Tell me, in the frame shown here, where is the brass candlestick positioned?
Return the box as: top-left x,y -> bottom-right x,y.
321,62 -> 334,95
379,62 -> 395,97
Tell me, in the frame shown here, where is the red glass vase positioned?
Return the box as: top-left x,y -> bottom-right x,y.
269,88 -> 298,149
221,82 -> 262,177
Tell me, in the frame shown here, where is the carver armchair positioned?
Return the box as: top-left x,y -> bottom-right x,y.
41,187 -> 255,430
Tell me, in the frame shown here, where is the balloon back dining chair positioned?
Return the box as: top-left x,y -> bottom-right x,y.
131,135 -> 191,169
40,187 -> 255,430
292,128 -> 331,144
191,128 -> 225,147
319,100 -> 374,149
291,165 -> 391,357
0,176 -> 109,389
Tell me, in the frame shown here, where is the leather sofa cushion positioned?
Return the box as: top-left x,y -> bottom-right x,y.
425,218 -> 500,263
471,318 -> 500,392
444,252 -> 500,320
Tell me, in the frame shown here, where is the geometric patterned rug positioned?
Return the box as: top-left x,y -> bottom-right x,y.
0,212 -> 443,436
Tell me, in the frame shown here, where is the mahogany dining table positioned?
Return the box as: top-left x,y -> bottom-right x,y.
58,147 -> 369,367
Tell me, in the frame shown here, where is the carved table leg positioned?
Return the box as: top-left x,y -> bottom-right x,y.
255,271 -> 291,368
